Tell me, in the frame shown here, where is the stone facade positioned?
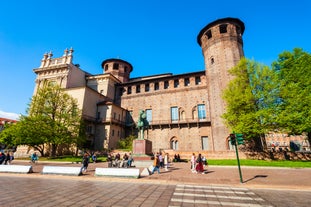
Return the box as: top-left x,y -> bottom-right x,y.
31,18 -> 246,154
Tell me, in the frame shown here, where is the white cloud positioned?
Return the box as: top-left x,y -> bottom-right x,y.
0,110 -> 20,120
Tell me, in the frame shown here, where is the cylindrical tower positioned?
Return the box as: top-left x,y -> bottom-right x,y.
101,58 -> 133,83
197,17 -> 245,151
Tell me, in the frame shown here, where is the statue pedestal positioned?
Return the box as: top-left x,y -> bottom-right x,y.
132,139 -> 152,155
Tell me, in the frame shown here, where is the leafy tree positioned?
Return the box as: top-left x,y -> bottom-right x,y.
117,135 -> 136,150
222,58 -> 279,148
272,48 -> 311,144
0,84 -> 85,156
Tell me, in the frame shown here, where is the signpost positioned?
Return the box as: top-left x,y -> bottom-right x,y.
229,132 -> 245,183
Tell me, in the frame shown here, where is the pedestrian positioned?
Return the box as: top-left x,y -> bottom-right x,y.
127,152 -> 134,167
91,153 -> 97,163
151,152 -> 160,174
190,153 -> 196,172
159,152 -> 164,168
164,153 -> 169,171
195,153 -> 204,174
0,152 -> 6,165
81,152 -> 90,173
30,152 -> 39,163
4,151 -> 14,165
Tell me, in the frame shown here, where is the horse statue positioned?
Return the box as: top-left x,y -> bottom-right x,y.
137,110 -> 149,139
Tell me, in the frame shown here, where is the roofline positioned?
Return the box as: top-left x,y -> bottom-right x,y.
197,17 -> 245,46
101,58 -> 133,72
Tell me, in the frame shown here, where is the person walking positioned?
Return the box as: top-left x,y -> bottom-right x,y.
81,152 -> 90,173
164,153 -> 169,171
195,153 -> 204,174
190,153 -> 196,173
151,153 -> 160,174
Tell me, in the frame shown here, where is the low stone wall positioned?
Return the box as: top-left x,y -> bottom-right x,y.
245,151 -> 311,161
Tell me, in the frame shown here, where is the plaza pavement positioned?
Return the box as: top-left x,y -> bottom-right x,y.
3,160 -> 311,191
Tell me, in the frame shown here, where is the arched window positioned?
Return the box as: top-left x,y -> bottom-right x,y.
170,137 -> 179,150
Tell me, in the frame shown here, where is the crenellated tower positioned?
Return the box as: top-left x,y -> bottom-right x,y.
197,17 -> 245,151
101,58 -> 133,83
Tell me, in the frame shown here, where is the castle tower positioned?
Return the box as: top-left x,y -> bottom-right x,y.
101,58 -> 133,83
197,17 -> 245,151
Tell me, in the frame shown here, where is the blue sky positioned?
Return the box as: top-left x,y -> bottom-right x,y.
1,0 -> 310,119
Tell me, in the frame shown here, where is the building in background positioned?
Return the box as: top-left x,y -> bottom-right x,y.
32,18 -> 245,153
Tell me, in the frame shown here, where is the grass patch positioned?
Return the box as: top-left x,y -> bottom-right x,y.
208,159 -> 311,168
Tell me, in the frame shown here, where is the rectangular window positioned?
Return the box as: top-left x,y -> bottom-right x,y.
219,24 -> 228,33
146,109 -> 152,123
126,111 -> 133,125
136,85 -> 140,93
174,79 -> 179,88
113,63 -> 119,69
171,106 -> 179,121
164,81 -> 169,89
184,78 -> 190,86
127,86 -> 132,94
198,104 -> 206,119
195,76 -> 201,85
119,88 -> 123,96
145,83 -> 150,92
112,129 -> 115,136
206,30 -> 212,39
154,82 -> 159,90
201,136 -> 208,150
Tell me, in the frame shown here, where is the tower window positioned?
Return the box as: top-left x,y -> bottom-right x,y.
219,24 -> 228,33
136,85 -> 140,93
184,78 -> 190,86
105,64 -> 109,71
124,66 -> 128,73
154,82 -> 159,90
206,30 -> 212,39
145,83 -> 150,92
127,86 -> 132,94
174,79 -> 179,88
164,80 -> 169,89
113,63 -> 119,70
195,76 -> 201,85
211,57 -> 215,64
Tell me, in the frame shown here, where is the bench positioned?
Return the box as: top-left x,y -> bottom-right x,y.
0,165 -> 33,174
95,168 -> 140,178
42,166 -> 82,176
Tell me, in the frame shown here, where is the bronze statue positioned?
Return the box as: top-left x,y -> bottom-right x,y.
137,110 -> 149,139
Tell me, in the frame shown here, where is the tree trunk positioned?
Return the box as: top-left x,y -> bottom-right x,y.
51,144 -> 58,157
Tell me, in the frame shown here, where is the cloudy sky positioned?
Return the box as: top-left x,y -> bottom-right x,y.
1,0 -> 310,120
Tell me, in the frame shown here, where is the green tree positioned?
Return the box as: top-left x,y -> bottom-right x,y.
0,84 -> 85,156
273,48 -> 311,144
222,58 -> 278,148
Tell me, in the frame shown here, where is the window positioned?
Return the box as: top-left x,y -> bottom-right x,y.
202,136 -> 208,150
154,82 -> 159,90
113,63 -> 119,70
171,107 -> 179,121
97,112 -> 100,120
126,111 -> 133,125
184,78 -> 190,86
127,86 -> 132,94
114,112 -> 116,119
219,24 -> 228,33
112,129 -> 115,136
170,138 -> 178,150
136,85 -> 140,93
174,79 -> 179,88
146,109 -> 152,123
105,64 -> 109,71
124,66 -> 128,73
195,76 -> 201,85
206,30 -> 212,39
164,81 -> 169,89
198,104 -> 206,119
145,83 -> 150,92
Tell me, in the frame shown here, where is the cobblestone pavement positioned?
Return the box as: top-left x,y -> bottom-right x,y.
1,175 -> 277,207
0,161 -> 310,206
